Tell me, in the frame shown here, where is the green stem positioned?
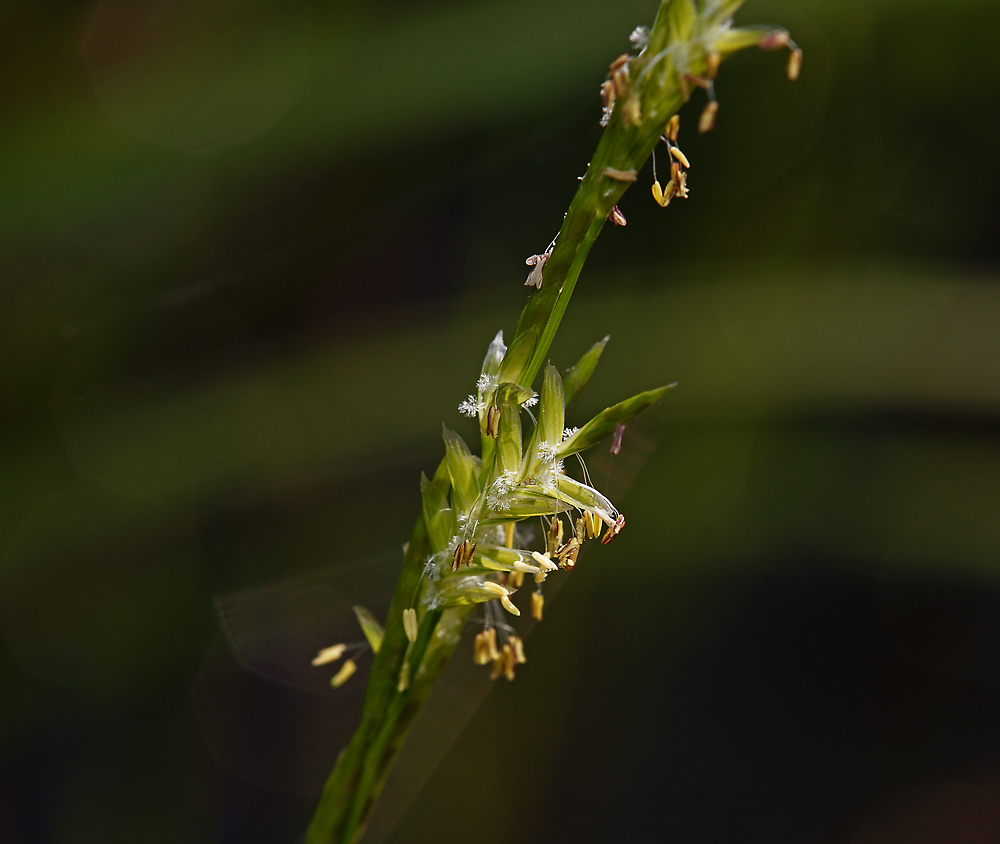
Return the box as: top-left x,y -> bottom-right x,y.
304,0 -> 784,838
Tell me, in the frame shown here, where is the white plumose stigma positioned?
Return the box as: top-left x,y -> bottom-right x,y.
562,427 -> 579,440
522,392 -> 539,408
458,396 -> 481,417
477,373 -> 498,393
538,440 -> 559,462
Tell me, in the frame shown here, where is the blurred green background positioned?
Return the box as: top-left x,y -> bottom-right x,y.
3,0 -> 1000,842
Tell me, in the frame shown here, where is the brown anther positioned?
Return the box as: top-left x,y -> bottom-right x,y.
451,539 -> 477,571
575,515 -> 587,541
682,73 -> 711,92
603,167 -> 637,182
705,50 -> 721,79
600,79 -> 616,109
787,48 -> 802,81
556,537 -> 581,570
531,591 -> 544,621
486,404 -> 500,437
670,160 -> 682,183
609,205 -> 627,227
698,100 -> 719,134
612,67 -> 630,100
666,115 -> 680,142
674,171 -> 689,199
547,516 -> 564,555
608,53 -> 629,74
600,513 -> 626,545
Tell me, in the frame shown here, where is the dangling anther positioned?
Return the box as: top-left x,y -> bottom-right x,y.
531,591 -> 544,621
547,517 -> 564,555
705,50 -> 721,80
666,115 -> 680,143
609,205 -> 627,226
311,643 -> 347,666
600,513 -> 626,545
699,99 -> 719,134
669,145 -> 691,169
757,30 -> 802,81
787,48 -> 802,81
330,659 -> 357,688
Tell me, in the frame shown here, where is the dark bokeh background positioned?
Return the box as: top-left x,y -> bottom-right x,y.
2,1 -> 1000,842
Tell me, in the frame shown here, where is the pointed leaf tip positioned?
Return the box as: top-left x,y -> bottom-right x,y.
564,336 -> 611,409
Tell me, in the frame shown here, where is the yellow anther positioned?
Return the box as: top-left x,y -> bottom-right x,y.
511,635 -> 527,664
651,180 -> 668,207
403,608 -> 418,643
501,643 -> 516,681
500,593 -> 520,616
311,643 -> 347,666
474,630 -> 492,664
397,660 -> 411,692
547,517 -> 563,555
666,114 -> 680,142
534,571 -> 547,585
787,48 -> 802,81
699,100 -> 719,134
530,551 -> 557,572
705,50 -> 721,79
669,145 -> 691,169
486,627 -> 499,660
584,511 -> 604,540
330,659 -> 357,688
531,591 -> 544,621
508,570 -> 525,589
504,522 -> 515,549
483,581 -> 521,616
